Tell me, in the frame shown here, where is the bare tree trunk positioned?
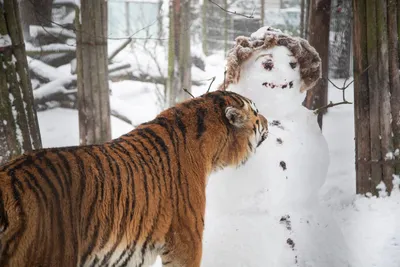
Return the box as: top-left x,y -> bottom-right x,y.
261,0 -> 265,26
76,0 -> 111,145
224,0 -> 229,55
166,0 -> 191,106
305,0 -> 310,38
19,0 -> 53,41
0,0 -> 42,164
202,0 -> 208,56
354,0 -> 399,195
300,0 -> 305,38
305,0 -> 331,129
166,0 -> 179,107
176,0 -> 192,102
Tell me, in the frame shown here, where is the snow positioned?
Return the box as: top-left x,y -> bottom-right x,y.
37,108 -> 132,148
250,25 -> 284,40
376,181 -> 388,198
202,45 -> 355,267
30,41 -> 400,267
33,75 -> 77,100
25,42 -> 76,53
0,34 -> 11,47
108,39 -> 210,85
28,57 -> 65,81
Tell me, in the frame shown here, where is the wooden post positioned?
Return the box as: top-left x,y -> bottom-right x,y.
376,0 -> 394,192
76,0 -> 111,145
353,0 -> 399,195
388,0 -> 400,175
353,0 -> 371,194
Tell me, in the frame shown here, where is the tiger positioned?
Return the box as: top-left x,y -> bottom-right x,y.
0,90 -> 268,267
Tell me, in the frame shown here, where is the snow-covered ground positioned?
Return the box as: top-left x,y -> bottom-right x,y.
36,55 -> 400,267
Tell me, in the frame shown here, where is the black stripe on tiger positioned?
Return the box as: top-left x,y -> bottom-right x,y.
151,117 -> 201,239
196,108 -> 207,139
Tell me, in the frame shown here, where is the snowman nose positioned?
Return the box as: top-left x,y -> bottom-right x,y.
262,60 -> 274,71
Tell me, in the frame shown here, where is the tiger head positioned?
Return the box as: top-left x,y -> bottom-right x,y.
168,90 -> 268,174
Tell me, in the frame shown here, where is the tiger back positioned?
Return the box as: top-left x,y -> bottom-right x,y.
0,90 -> 268,267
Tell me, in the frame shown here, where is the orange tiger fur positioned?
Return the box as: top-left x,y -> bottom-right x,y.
0,91 -> 268,267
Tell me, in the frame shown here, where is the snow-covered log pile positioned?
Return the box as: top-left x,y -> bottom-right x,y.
27,22 -> 208,126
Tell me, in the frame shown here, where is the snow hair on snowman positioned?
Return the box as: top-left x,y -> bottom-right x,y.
218,26 -> 322,115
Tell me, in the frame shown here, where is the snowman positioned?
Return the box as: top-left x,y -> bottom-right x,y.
202,27 -> 354,267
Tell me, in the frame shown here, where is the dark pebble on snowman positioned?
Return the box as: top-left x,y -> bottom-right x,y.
280,161 -> 287,171
280,215 -> 292,231
287,238 -> 295,250
276,138 -> 283,144
270,120 -> 285,130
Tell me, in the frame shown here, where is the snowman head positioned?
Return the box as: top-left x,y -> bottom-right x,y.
220,26 -> 321,116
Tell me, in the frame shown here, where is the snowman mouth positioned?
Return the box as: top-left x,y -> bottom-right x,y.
262,81 -> 294,89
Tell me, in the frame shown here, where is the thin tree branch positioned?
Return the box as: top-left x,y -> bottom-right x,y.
207,76 -> 216,93
313,100 -> 352,114
183,88 -> 195,98
315,65 -> 371,114
208,0 -> 255,18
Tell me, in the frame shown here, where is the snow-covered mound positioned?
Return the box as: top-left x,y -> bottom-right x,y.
202,33 -> 356,266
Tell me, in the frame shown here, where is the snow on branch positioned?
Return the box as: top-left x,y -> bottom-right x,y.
30,25 -> 76,39
33,75 -> 77,100
27,56 -> 64,82
26,43 -> 76,55
0,34 -> 12,48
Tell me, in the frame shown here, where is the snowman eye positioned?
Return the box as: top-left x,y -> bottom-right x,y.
289,62 -> 297,69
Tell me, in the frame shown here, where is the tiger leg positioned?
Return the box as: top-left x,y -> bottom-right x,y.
161,221 -> 203,267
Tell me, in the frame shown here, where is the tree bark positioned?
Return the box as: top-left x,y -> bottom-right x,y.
353,0 -> 371,195
19,0 -> 53,41
76,0 -> 111,145
166,0 -> 191,107
388,0 -> 400,175
224,0 -> 229,55
305,0 -> 311,39
202,0 -> 208,56
354,0 -> 399,195
0,0 -> 42,164
300,0 -> 305,38
176,0 -> 192,102
166,0 -> 178,107
376,0 -> 394,192
305,0 -> 331,129
261,0 -> 265,27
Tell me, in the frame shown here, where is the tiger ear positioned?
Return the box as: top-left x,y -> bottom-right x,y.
225,106 -> 248,127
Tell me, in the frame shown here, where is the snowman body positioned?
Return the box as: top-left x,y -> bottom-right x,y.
202,45 -> 352,267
